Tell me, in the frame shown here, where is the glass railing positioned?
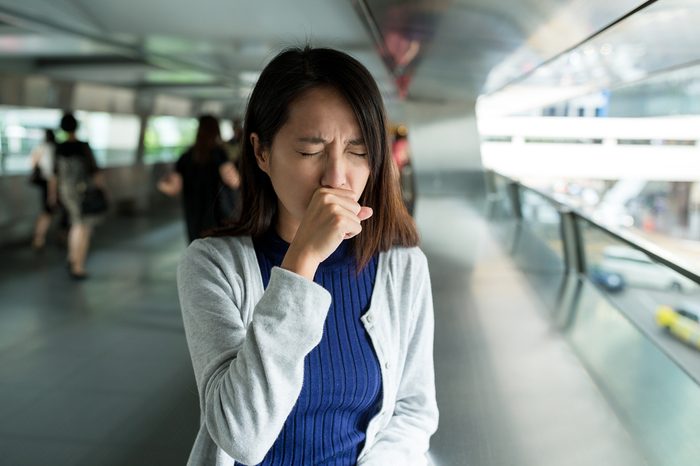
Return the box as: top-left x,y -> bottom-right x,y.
485,170 -> 700,466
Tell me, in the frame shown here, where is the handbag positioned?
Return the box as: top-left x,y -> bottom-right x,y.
81,185 -> 109,215
29,166 -> 44,186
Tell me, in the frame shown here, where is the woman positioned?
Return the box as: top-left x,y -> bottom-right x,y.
177,47 -> 438,466
29,129 -> 56,250
52,113 -> 105,279
158,114 -> 241,242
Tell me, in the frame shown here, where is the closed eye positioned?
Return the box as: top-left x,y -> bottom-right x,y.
298,151 -> 323,157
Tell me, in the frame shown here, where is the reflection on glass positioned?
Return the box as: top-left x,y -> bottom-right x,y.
480,0 -> 700,117
584,224 -> 697,295
597,245 -> 695,293
656,303 -> 700,351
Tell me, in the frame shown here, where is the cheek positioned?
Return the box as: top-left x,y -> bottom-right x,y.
351,163 -> 371,196
270,163 -> 317,210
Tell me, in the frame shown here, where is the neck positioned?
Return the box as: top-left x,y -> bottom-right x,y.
275,202 -> 301,243
275,218 -> 298,243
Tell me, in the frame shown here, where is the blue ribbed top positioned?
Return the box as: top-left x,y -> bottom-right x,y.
244,230 -> 382,466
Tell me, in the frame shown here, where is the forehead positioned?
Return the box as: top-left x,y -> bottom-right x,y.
284,86 -> 361,134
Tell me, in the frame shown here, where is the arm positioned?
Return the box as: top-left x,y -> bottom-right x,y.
157,172 -> 182,196
358,253 -> 439,465
177,240 -> 331,464
219,161 -> 241,189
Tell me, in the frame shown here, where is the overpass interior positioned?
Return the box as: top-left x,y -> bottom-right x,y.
2,1 -> 700,465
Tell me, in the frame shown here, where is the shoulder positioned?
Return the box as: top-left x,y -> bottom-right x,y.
178,235 -> 256,283
177,148 -> 194,161
175,149 -> 192,168
381,245 -> 428,275
180,235 -> 253,269
177,235 -> 261,317
55,142 -> 67,154
212,146 -> 229,164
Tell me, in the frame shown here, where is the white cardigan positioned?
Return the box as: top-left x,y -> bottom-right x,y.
177,235 -> 438,465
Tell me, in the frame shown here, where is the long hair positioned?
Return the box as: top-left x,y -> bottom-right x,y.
192,114 -> 221,163
213,46 -> 418,269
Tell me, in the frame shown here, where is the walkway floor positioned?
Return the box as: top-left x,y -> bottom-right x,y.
0,197 -> 649,465
0,212 -> 199,465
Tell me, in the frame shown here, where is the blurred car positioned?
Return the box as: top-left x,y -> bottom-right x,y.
655,304 -> 700,350
589,266 -> 625,292
598,245 -> 697,293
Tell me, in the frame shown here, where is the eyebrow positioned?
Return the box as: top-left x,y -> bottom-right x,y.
296,136 -> 365,146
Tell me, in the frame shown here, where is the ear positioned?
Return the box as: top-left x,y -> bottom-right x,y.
250,132 -> 270,174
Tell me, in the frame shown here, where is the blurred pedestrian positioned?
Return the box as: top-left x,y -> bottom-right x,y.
29,129 -> 56,250
158,114 -> 241,242
391,125 -> 417,215
52,113 -> 106,279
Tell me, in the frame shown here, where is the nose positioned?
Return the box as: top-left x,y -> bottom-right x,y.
320,147 -> 347,189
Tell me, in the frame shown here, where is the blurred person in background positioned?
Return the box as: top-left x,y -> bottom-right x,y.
158,114 -> 241,242
29,128 -> 56,250
391,124 -> 417,216
227,117 -> 244,153
224,117 -> 244,219
52,113 -> 105,280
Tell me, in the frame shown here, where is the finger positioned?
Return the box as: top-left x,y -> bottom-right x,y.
357,206 -> 373,221
342,218 -> 363,239
316,191 -> 362,216
319,186 -> 361,202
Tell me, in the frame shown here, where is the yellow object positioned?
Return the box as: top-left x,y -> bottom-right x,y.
655,305 -> 700,350
655,305 -> 677,328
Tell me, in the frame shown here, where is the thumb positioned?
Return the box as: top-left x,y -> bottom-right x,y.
358,206 -> 373,221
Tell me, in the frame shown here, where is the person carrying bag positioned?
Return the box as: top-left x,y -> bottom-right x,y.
53,113 -> 107,279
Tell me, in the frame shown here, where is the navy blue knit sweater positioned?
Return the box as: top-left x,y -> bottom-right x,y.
245,230 -> 383,466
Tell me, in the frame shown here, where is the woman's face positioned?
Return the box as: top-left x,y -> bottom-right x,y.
252,86 -> 371,240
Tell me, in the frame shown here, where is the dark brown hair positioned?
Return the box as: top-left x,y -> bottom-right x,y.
213,46 -> 418,268
192,114 -> 221,163
60,113 -> 78,133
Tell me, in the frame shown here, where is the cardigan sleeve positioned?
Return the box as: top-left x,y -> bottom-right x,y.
177,239 -> 331,465
358,250 -> 439,465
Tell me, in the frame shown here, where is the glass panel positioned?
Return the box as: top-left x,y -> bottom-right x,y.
488,172 -> 514,220
143,116 -> 197,164
580,217 -> 700,375
520,188 -> 565,262
512,187 -> 566,310
0,107 -> 140,173
567,278 -> 700,466
73,111 -> 140,167
0,106 -> 62,175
